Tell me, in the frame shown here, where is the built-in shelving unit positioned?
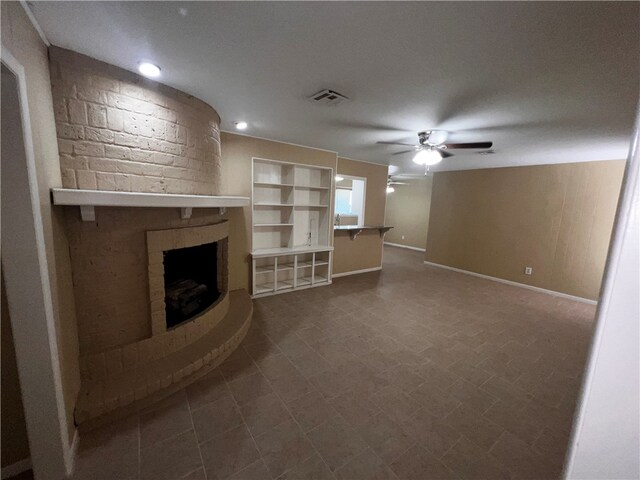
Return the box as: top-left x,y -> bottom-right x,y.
251,158 -> 333,297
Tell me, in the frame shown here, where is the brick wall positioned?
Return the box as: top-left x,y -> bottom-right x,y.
49,47 -> 221,195
64,206 -> 225,355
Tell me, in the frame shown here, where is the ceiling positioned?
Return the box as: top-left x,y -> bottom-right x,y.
31,1 -> 639,174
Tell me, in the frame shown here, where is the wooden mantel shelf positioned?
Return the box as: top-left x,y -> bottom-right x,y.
334,225 -> 393,240
51,188 -> 250,221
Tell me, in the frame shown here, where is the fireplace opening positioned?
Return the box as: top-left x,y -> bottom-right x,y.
164,242 -> 220,329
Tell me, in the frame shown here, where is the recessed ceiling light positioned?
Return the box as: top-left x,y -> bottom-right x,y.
235,121 -> 248,130
335,176 -> 344,182
138,62 -> 161,78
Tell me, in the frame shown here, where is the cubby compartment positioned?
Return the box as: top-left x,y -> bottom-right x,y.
294,187 -> 330,207
254,159 -> 294,185
293,207 -> 330,247
294,165 -> 331,189
253,185 -> 294,206
253,205 -> 293,226
253,226 -> 292,251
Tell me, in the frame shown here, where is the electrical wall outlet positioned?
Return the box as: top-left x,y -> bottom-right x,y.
524,266 -> 533,275
401,235 -> 405,240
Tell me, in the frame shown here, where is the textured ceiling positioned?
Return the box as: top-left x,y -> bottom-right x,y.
31,1 -> 639,173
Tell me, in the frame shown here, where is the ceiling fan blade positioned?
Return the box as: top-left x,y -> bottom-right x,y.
392,149 -> 417,156
440,150 -> 454,158
377,141 -> 417,147
444,141 -> 493,149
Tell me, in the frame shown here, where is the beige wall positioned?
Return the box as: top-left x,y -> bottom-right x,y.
49,47 -> 222,195
1,273 -> 31,467
220,132 -> 338,290
333,158 -> 388,275
385,176 -> 433,250
2,1 -> 80,442
426,160 -> 625,300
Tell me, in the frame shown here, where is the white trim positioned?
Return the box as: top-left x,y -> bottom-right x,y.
19,1 -> 50,46
1,47 -> 74,479
332,266 -> 382,278
221,130 -> 338,154
384,241 -> 426,252
334,174 -> 366,227
1,458 -> 32,479
423,261 -> 597,305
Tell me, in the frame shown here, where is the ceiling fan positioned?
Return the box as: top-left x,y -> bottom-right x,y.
386,175 -> 408,193
377,131 -> 493,166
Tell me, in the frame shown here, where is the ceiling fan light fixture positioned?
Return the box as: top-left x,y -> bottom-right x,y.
413,148 -> 442,166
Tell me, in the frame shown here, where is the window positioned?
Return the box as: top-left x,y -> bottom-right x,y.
335,176 -> 366,226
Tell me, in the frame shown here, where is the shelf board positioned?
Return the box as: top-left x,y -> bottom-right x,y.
295,204 -> 329,208
314,261 -> 329,266
297,261 -> 313,268
256,266 -> 275,274
294,185 -> 329,190
254,203 -> 294,207
254,182 -> 294,187
277,264 -> 295,271
298,275 -> 328,285
254,223 -> 294,227
276,280 -> 294,291
255,284 -> 274,294
252,245 -> 334,257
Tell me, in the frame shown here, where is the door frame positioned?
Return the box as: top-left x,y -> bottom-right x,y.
1,46 -> 75,479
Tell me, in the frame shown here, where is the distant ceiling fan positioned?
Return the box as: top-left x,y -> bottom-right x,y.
377,131 -> 493,166
386,175 -> 407,193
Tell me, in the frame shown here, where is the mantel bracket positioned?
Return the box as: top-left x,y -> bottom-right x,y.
80,205 -> 96,222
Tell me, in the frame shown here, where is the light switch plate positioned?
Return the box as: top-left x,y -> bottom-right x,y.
524,267 -> 533,275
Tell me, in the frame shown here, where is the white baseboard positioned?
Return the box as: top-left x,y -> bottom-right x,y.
423,261 -> 597,305
2,458 -> 31,479
384,242 -> 426,252
64,428 -> 79,478
332,266 -> 382,278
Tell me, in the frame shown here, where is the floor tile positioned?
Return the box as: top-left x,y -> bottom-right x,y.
227,459 -> 271,480
228,370 -> 274,405
390,444 -> 454,480
72,416 -> 139,480
277,453 -> 335,480
356,412 -> 415,464
240,392 -> 292,437
334,448 -> 397,480
140,430 -> 202,480
140,390 -> 192,448
191,394 -> 244,444
287,389 -> 336,432
306,415 -> 368,471
186,368 -> 232,411
200,424 -> 261,480
254,418 -> 317,478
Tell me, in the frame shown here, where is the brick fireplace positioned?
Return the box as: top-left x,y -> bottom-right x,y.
49,47 -> 253,429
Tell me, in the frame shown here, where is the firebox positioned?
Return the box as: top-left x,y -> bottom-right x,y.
163,242 -> 220,329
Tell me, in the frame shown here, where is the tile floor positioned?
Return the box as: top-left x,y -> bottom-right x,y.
72,246 -> 596,480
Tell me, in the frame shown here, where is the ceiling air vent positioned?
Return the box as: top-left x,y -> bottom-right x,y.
308,89 -> 350,106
